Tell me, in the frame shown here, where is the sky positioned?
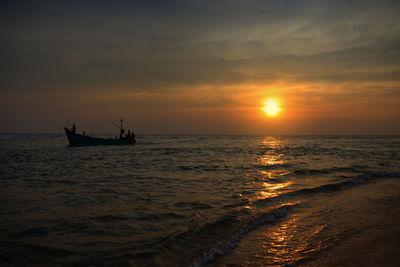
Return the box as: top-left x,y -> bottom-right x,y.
1,0 -> 400,134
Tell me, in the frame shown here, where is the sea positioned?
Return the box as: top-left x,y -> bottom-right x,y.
1,134 -> 400,266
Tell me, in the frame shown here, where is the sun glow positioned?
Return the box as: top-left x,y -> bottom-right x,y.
263,98 -> 281,117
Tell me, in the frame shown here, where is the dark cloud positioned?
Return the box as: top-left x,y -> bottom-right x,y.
1,0 -> 400,94
1,0 -> 400,133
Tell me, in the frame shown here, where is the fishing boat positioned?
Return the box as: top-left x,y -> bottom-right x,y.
64,120 -> 136,146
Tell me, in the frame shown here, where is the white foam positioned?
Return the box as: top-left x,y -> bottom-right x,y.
190,203 -> 298,266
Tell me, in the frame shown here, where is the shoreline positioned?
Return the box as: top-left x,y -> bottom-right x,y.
309,178 -> 400,266
213,177 -> 400,266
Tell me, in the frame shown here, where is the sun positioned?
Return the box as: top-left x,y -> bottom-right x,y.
262,98 -> 281,117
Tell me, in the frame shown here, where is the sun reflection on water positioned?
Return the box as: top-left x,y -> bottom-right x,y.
259,170 -> 291,180
262,137 -> 282,149
261,154 -> 285,166
254,137 -> 291,200
255,215 -> 330,265
260,137 -> 285,166
257,182 -> 293,198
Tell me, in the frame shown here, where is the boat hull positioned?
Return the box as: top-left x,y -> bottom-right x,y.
64,128 -> 135,146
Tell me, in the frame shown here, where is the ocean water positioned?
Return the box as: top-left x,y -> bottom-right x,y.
0,134 -> 399,266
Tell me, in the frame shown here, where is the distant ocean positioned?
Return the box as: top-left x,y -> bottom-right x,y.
1,134 -> 400,266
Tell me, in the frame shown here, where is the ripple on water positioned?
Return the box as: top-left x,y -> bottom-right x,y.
0,135 -> 399,265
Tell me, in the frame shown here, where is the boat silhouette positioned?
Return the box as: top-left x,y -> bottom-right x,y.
64,120 -> 136,146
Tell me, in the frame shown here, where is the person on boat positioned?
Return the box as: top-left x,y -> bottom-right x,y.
120,128 -> 125,139
71,123 -> 76,133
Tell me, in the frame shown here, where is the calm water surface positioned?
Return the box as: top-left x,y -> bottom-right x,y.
0,135 -> 399,266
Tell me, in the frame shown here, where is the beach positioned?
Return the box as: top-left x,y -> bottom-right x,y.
3,1 -> 400,265
213,177 -> 400,266
310,178 -> 400,267
0,135 -> 399,266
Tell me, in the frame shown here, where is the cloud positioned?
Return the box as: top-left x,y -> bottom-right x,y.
1,0 -> 400,133
1,0 -> 399,93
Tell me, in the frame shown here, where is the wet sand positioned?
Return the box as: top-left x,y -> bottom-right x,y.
309,178 -> 400,266
214,177 -> 400,266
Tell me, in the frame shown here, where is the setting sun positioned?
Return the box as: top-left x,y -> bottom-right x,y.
263,98 -> 281,117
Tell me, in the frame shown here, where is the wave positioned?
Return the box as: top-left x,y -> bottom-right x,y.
91,214 -> 131,223
292,165 -> 369,176
174,201 -> 214,210
190,203 -> 299,267
253,171 -> 400,207
253,163 -> 292,170
137,212 -> 187,222
135,141 -> 155,145
258,145 -> 341,157
139,203 -> 294,266
187,171 -> 400,266
293,171 -> 400,193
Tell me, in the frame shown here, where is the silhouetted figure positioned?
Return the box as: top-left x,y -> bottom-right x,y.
120,128 -> 125,139
71,123 -> 76,133
83,131 -> 85,136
